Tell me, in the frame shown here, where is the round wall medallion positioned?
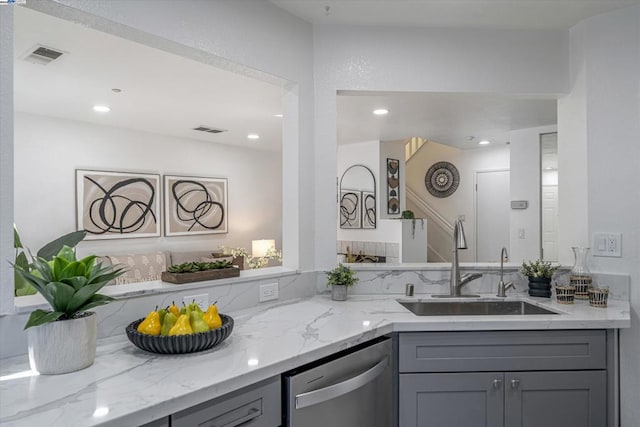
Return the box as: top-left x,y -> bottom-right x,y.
425,161 -> 460,198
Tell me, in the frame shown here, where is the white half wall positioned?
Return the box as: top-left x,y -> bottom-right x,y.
14,113 -> 283,258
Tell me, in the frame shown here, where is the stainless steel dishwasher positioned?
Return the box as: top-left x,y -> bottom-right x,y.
284,337 -> 393,427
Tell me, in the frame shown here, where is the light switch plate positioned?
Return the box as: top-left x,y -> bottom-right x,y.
592,232 -> 622,257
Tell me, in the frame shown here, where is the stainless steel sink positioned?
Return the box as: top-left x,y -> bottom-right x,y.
398,300 -> 559,316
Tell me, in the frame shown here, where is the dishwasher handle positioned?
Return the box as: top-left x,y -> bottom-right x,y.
294,356 -> 389,410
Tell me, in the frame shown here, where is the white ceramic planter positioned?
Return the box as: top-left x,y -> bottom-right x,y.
331,285 -> 348,301
28,311 -> 97,375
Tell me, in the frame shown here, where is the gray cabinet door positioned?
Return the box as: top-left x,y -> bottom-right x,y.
504,371 -> 606,427
399,372 -> 504,427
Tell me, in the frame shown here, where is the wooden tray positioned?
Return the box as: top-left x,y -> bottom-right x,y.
161,266 -> 240,284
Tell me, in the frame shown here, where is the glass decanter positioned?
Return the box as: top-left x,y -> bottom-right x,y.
570,247 -> 592,300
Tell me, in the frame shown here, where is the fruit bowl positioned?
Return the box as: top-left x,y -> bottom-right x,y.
125,314 -> 234,354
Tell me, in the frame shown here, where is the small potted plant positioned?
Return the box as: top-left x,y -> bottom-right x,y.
13,231 -> 125,374
519,260 -> 559,298
326,263 -> 359,301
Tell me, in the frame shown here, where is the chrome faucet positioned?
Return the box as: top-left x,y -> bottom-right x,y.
435,219 -> 482,297
496,247 -> 515,297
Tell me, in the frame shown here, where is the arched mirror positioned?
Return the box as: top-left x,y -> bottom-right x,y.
339,165 -> 376,229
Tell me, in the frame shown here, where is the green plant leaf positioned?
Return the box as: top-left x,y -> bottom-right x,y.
36,231 -> 86,260
14,267 -> 55,307
52,256 -> 72,281
45,281 -> 76,313
13,225 -> 23,249
59,261 -> 86,281
77,294 -> 115,312
24,309 -> 65,330
65,278 -> 113,314
62,276 -> 89,291
15,282 -> 37,296
56,246 -> 77,263
31,257 -> 54,283
78,255 -> 97,272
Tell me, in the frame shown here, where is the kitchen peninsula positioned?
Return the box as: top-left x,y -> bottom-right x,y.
0,293 -> 630,427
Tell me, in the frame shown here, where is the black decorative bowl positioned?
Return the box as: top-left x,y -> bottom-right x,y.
125,314 -> 234,354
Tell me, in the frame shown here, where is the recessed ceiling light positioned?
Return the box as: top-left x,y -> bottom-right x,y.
373,109 -> 389,115
274,114 -> 283,118
111,88 -> 122,93
247,134 -> 260,140
545,166 -> 554,170
92,105 -> 111,113
478,140 -> 491,145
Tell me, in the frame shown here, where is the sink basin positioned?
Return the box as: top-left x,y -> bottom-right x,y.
398,300 -> 559,316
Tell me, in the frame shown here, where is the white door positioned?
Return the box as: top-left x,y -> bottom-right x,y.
542,185 -> 559,261
476,170 -> 510,262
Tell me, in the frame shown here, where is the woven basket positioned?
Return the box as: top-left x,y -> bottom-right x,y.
588,288 -> 609,308
570,275 -> 592,300
556,285 -> 575,305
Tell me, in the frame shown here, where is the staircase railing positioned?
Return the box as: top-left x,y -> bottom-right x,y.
406,186 -> 455,235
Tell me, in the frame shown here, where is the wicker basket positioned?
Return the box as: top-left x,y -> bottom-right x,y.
588,288 -> 609,308
556,285 -> 576,304
570,275 -> 592,300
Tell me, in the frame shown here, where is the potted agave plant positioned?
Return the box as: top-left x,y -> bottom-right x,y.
14,230 -> 125,374
326,263 -> 359,301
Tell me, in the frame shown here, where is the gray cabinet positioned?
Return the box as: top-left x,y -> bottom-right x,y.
398,330 -> 608,427
504,371 -> 606,427
399,372 -> 504,427
172,376 -> 280,427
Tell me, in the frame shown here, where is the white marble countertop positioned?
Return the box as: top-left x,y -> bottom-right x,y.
0,294 -> 630,427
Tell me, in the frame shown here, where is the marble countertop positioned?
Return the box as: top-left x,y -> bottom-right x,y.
0,294 -> 630,427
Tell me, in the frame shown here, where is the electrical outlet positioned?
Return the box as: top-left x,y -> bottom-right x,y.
592,232 -> 622,257
259,283 -> 279,302
183,294 -> 208,310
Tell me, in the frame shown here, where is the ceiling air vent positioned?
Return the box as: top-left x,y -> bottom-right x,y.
23,45 -> 65,66
193,126 -> 227,134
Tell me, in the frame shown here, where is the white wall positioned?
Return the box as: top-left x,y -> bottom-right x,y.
0,6 -> 14,314
314,24 -> 569,268
509,125 -> 558,263
14,112 -> 282,256
562,5 -> 640,426
406,141 -> 510,262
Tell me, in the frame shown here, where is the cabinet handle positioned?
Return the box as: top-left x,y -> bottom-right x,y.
511,379 -> 520,389
493,379 -> 502,389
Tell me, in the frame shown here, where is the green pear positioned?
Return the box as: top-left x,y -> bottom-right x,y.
189,310 -> 210,333
160,312 -> 177,336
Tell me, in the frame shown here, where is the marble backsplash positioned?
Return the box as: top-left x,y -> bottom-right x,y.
0,271 -> 316,360
318,266 -> 630,301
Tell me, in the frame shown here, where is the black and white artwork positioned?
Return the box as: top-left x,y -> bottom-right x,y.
164,175 -> 228,236
362,191 -> 376,229
340,190 -> 361,229
76,170 -> 161,240
425,161 -> 460,198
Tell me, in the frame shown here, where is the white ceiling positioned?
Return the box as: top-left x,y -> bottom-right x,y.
337,91 -> 557,149
271,0 -> 640,30
13,7 -> 284,152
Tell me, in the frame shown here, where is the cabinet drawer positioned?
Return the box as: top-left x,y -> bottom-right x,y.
172,377 -> 280,427
399,330 -> 606,372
